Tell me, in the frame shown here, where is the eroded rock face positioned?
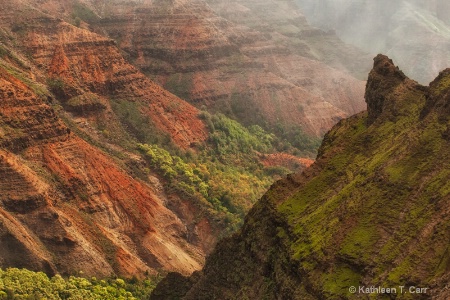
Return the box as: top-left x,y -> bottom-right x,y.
0,70 -> 68,151
23,17 -> 207,149
0,1 -> 207,150
152,56 -> 450,299
0,0 -> 219,277
90,0 -> 368,137
0,67 -> 205,277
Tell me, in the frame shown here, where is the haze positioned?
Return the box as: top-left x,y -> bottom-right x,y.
295,0 -> 450,84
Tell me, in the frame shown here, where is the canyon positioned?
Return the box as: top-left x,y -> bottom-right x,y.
0,1 -> 448,299
0,0 -> 369,278
0,0 -> 213,277
151,55 -> 450,300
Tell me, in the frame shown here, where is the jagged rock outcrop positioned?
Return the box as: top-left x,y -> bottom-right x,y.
365,54 -> 408,124
151,55 -> 450,299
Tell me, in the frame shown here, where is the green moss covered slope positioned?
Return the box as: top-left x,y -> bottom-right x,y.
150,55 -> 450,299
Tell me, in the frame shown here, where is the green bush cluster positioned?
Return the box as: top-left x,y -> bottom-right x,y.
46,78 -> 65,97
273,124 -> 322,156
0,268 -> 156,300
65,93 -> 106,113
110,98 -> 170,146
0,45 -> 9,58
137,143 -> 243,226
137,142 -> 275,233
137,143 -> 209,198
201,112 -> 273,156
202,111 -> 320,157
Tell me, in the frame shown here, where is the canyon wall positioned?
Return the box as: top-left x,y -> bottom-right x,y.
90,0 -> 369,137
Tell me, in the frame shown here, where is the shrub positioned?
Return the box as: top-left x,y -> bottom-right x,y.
0,268 -> 157,299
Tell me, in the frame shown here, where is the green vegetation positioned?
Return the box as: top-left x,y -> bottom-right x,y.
46,78 -> 65,91
46,77 -> 68,100
322,265 -> 360,297
0,268 -> 157,300
277,87 -> 449,297
65,93 -> 106,113
137,112 -> 297,232
74,17 -> 82,27
274,125 -> 322,156
201,112 -> 273,156
430,71 -> 450,97
137,145 -> 271,232
202,111 -> 320,157
226,91 -> 321,155
0,45 -> 8,58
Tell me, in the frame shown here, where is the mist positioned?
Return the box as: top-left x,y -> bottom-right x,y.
295,0 -> 450,84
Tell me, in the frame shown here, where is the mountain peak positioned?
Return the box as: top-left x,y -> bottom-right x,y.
371,54 -> 407,79
365,54 -> 409,124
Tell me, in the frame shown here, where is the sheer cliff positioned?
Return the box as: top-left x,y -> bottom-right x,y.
151,55 -> 450,299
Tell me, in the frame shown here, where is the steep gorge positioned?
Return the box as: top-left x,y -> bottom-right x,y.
0,0 -> 323,278
151,55 -> 450,299
0,0 -> 409,284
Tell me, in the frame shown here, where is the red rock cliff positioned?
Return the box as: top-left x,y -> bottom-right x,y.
0,63 -> 205,277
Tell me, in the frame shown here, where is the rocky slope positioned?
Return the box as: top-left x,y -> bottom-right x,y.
0,61 -> 207,277
86,0 -> 368,138
151,55 -> 450,299
295,0 -> 450,84
0,0 -> 218,277
30,14 -> 207,149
